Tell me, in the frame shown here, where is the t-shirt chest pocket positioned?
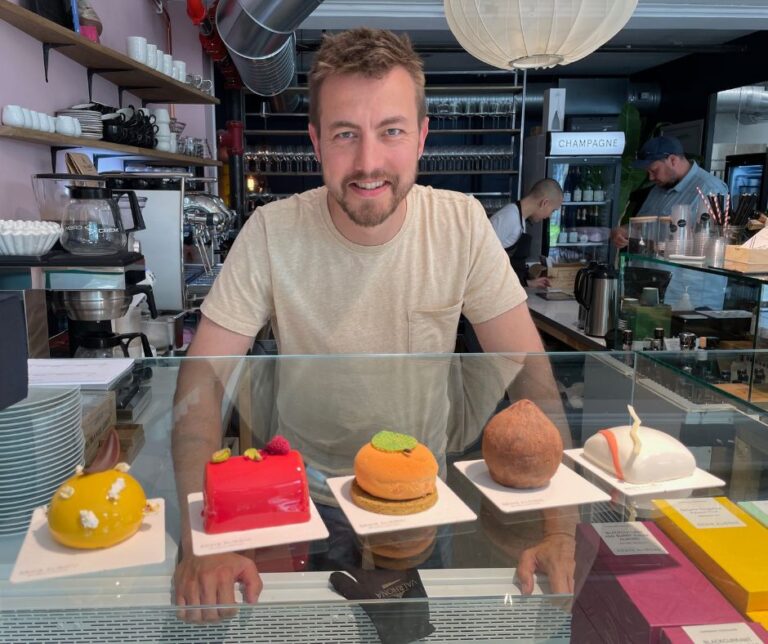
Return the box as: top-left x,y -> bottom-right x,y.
408,302 -> 463,353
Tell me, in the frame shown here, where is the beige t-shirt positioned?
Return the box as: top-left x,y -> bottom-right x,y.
201,184 -> 526,354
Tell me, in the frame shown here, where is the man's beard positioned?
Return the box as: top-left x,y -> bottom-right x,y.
326,165 -> 417,228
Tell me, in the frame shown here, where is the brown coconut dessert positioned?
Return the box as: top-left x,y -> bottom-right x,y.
482,399 -> 563,488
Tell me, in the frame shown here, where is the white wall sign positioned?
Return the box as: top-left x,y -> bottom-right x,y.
549,131 -> 626,156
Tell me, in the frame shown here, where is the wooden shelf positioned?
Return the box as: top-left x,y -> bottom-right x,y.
0,0 -> 218,105
0,126 -> 221,167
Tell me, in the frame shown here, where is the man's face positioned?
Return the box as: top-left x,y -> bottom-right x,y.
308,67 -> 428,228
646,156 -> 679,188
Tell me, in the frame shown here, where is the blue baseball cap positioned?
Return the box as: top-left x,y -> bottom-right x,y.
632,135 -> 685,168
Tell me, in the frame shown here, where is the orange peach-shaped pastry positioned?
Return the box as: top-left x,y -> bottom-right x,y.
482,399 -> 563,489
351,431 -> 438,515
47,464 -> 149,549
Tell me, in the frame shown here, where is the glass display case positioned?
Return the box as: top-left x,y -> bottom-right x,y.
1,351 -> 767,642
618,253 -> 768,352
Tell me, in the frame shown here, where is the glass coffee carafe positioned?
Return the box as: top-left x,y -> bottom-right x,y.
61,187 -> 144,255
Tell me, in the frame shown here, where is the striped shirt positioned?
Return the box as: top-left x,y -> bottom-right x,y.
637,162 -> 727,217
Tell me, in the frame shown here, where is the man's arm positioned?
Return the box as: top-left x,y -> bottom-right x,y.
172,316 -> 261,620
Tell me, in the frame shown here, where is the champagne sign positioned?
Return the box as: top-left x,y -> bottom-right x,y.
549,132 -> 626,156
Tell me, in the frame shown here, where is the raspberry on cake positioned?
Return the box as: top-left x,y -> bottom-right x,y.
202,435 -> 310,534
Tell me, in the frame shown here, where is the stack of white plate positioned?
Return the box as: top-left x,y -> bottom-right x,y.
0,387 -> 84,535
56,109 -> 103,139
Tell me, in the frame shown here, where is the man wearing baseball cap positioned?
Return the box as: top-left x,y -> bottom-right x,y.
610,135 -> 727,248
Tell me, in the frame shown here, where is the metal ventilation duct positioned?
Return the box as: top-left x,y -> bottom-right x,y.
717,87 -> 768,124
215,0 -> 323,96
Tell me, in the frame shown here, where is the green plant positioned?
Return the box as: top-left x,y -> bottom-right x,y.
617,103 -> 653,223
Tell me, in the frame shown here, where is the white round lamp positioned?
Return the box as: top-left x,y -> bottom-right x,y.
444,0 -> 638,70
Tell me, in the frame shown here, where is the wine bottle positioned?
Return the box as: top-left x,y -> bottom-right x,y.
583,168 -> 594,202
562,169 -> 573,202
573,169 -> 583,202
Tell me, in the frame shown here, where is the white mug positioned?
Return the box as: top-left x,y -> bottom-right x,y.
56,115 -> 76,136
153,107 -> 170,123
45,114 -> 56,133
154,49 -> 165,72
21,108 -> 32,128
156,122 -> 171,137
126,36 -> 147,64
1,104 -> 24,127
146,43 -> 157,68
162,54 -> 174,76
30,111 -> 41,131
156,136 -> 171,152
172,60 -> 186,82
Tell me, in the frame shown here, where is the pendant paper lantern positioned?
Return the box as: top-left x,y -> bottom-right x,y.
444,0 -> 638,70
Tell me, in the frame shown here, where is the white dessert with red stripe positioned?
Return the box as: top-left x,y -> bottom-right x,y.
582,406 -> 696,484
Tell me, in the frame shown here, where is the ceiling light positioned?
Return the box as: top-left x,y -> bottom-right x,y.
444,0 -> 638,70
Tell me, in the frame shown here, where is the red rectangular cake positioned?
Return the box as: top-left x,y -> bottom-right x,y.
203,450 -> 310,534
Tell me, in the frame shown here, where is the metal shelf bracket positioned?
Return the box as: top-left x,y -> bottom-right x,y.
41,42 -> 72,82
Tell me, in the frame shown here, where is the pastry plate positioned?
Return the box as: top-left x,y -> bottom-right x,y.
327,476 -> 477,537
453,460 -> 610,513
563,449 -> 725,498
187,494 -> 329,556
10,498 -> 165,583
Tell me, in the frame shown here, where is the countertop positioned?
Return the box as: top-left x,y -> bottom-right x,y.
525,288 -> 607,351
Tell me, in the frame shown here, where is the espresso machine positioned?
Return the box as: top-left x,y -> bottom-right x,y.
101,172 -> 237,312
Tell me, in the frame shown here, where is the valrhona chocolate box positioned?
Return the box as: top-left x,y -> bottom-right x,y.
654,498 -> 768,614
575,522 -> 742,643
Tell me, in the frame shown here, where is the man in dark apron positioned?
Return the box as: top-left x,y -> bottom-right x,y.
490,178 -> 564,287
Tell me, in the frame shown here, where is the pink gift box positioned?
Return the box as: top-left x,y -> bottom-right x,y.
575,522 -> 743,643
660,622 -> 768,643
571,603 -> 608,644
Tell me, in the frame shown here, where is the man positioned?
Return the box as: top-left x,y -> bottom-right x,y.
489,178 -> 563,287
173,28 -> 572,620
610,135 -> 727,248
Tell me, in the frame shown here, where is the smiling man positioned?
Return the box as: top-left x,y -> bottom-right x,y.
173,28 -> 569,619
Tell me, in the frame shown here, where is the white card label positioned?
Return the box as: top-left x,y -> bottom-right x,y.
682,623 -> 763,644
592,522 -> 668,556
753,500 -> 768,515
668,498 -> 746,529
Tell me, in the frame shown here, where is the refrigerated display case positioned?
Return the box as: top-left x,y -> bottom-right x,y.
725,152 -> 768,212
522,132 -> 624,265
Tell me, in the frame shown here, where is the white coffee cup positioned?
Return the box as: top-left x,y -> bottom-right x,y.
162,54 -> 173,76
156,135 -> 171,152
172,60 -> 186,82
1,104 -> 24,127
73,118 -> 82,136
154,49 -> 165,72
126,36 -> 148,64
146,43 -> 157,68
156,122 -> 171,137
21,108 -> 32,128
56,115 -> 76,136
45,114 -> 56,133
30,111 -> 41,130
169,132 -> 178,153
153,108 -> 170,123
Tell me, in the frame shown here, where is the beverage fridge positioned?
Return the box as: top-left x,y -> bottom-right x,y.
724,152 -> 768,212
522,132 -> 624,265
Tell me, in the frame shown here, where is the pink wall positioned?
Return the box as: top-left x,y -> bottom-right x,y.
0,0 -> 216,219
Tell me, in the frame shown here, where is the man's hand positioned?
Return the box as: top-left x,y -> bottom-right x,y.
527,276 -> 551,289
516,533 -> 575,595
610,225 -> 629,249
174,552 -> 263,623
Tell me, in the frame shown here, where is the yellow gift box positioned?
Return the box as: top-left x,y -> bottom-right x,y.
748,611 -> 768,629
654,497 -> 768,614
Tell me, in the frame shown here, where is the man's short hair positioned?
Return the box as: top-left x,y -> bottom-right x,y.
308,28 -> 426,132
528,178 -> 563,202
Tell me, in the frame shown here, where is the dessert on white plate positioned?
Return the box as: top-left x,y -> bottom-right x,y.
582,405 -> 696,484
